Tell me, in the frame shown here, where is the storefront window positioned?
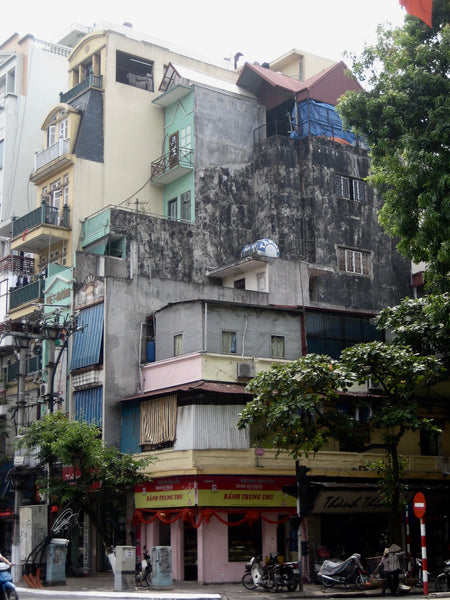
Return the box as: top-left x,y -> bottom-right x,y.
228,513 -> 262,562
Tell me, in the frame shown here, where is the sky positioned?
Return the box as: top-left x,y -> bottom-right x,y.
1,0 -> 409,69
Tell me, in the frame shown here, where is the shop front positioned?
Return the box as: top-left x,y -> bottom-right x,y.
134,474 -> 297,583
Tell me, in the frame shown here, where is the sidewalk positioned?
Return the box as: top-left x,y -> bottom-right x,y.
15,573 -> 450,600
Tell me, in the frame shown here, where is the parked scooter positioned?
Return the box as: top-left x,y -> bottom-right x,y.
435,559 -> 450,592
242,554 -> 276,591
272,557 -> 299,592
318,552 -> 369,589
0,564 -> 18,600
135,545 -> 152,587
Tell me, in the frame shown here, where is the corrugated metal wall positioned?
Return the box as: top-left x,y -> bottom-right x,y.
175,404 -> 249,450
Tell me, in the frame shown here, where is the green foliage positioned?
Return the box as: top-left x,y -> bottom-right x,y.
237,294 -> 448,539
337,0 -> 450,292
375,293 -> 450,364
18,412 -> 152,548
238,354 -> 356,457
368,455 -> 409,511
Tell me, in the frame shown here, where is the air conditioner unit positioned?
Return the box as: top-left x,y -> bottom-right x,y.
237,362 -> 255,380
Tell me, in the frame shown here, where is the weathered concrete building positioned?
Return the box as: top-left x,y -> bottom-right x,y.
5,22 -> 448,585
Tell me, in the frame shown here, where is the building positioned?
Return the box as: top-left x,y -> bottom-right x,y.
3,21 -> 448,583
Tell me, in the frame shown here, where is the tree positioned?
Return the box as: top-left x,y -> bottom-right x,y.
375,293 -> 450,365
18,412 -> 152,553
237,341 -> 444,543
337,0 -> 450,292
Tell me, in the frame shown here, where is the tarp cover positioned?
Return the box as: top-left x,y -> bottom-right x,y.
290,98 -> 357,145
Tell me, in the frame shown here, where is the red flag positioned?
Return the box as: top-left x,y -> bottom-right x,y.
399,0 -> 433,27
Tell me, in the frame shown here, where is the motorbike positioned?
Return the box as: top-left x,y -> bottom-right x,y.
135,545 -> 152,587
0,564 -> 18,600
272,558 -> 299,592
242,554 -> 276,591
318,552 -> 369,589
435,559 -> 450,592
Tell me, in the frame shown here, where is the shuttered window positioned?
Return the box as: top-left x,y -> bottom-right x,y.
70,304 -> 104,370
140,394 -> 177,450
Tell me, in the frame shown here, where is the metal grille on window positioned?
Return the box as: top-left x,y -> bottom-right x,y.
353,179 -> 367,203
335,175 -> 350,199
140,394 -> 177,449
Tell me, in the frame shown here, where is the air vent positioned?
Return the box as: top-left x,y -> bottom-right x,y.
237,362 -> 255,380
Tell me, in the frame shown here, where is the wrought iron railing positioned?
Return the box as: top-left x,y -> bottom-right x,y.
9,278 -> 45,311
151,147 -> 194,179
60,73 -> 103,104
12,202 -> 70,239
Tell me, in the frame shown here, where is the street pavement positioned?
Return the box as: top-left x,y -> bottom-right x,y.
14,573 -> 450,600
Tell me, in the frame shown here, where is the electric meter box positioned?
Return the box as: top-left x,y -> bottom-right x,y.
113,546 -> 136,592
114,546 -> 136,571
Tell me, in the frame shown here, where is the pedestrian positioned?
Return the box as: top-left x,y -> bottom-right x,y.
375,544 -> 404,596
0,553 -> 12,567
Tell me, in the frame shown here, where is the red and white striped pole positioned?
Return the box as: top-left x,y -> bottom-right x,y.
413,492 -> 427,595
405,510 -> 412,577
420,516 -> 428,595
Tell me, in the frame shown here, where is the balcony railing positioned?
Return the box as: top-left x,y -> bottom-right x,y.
60,74 -> 103,104
151,147 -> 194,180
34,138 -> 70,171
12,202 -> 70,240
9,278 -> 45,311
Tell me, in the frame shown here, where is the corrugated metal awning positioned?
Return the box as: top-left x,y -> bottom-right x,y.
74,385 -> 103,425
120,380 -> 251,403
70,304 -> 104,370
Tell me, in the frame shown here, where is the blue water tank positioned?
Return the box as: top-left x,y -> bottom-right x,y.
241,238 -> 280,258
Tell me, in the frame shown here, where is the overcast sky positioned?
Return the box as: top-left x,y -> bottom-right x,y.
2,0 -> 408,68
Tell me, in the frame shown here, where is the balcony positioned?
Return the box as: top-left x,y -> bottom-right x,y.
9,278 -> 45,311
59,73 -> 103,104
11,202 -> 71,254
151,147 -> 193,185
34,138 -> 70,172
0,255 -> 34,276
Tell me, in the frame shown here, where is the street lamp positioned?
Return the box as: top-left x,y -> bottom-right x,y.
39,309 -> 80,413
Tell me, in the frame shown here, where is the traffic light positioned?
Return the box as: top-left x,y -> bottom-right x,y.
296,462 -> 313,520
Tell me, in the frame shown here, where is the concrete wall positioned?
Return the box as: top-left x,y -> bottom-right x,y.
154,301 -> 302,361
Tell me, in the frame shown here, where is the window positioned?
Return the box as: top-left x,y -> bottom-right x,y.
140,394 -> 177,450
221,331 -> 236,354
234,278 -> 245,289
180,191 -> 191,221
0,139 -> 4,169
180,126 -> 192,149
420,423 -> 443,456
305,311 -> 381,359
174,334 -> 183,356
70,304 -> 104,370
60,118 -> 69,139
335,174 -> 367,202
48,124 -> 57,146
116,51 -> 154,91
228,513 -> 261,562
168,198 -> 178,220
337,246 -> 371,276
271,335 -> 285,358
